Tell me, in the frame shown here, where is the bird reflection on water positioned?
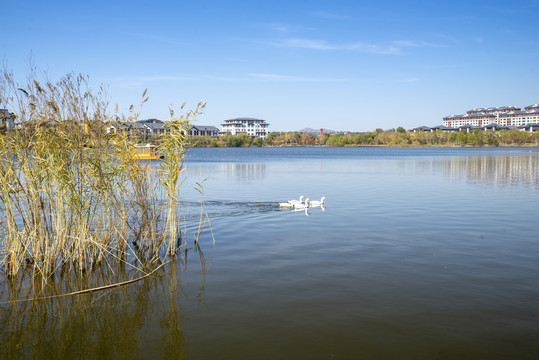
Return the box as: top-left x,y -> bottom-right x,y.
291,204 -> 326,216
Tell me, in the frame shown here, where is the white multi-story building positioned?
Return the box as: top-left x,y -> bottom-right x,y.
221,117 -> 269,138
442,113 -> 496,128
498,104 -> 539,127
443,104 -> 539,128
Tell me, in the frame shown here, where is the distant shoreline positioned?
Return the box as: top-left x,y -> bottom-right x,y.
192,143 -> 539,149
187,129 -> 538,148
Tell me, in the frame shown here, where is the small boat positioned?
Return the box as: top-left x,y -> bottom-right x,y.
133,144 -> 164,160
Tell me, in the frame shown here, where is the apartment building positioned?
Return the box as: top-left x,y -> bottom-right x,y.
221,117 -> 269,138
443,104 -> 539,128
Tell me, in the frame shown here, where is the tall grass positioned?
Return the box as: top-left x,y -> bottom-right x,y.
0,67 -> 207,285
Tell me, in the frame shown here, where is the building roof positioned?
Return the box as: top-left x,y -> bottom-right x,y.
222,121 -> 245,126
143,122 -> 167,130
137,118 -> 164,124
192,125 -> 219,131
444,113 -> 495,119
468,106 -> 520,112
430,125 -> 458,131
131,122 -> 146,129
499,109 -> 539,116
224,117 -> 265,121
222,117 -> 268,124
482,123 -> 509,130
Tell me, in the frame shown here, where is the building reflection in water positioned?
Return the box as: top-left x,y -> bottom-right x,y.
441,156 -> 539,188
222,163 -> 266,183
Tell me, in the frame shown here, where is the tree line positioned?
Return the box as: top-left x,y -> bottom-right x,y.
180,128 -> 539,147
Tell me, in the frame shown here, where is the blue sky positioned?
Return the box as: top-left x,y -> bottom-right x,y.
2,0 -> 538,131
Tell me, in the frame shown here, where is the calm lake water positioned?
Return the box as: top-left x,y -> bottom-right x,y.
2,147 -> 539,359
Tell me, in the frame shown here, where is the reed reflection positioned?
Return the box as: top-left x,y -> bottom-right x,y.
0,257 -> 208,360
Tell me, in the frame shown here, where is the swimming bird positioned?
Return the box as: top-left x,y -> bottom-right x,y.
278,195 -> 305,207
309,197 -> 326,207
292,198 -> 310,209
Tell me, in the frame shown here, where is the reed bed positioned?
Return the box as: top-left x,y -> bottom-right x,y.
0,67 -> 208,286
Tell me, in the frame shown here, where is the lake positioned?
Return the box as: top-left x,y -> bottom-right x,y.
1,147 -> 539,359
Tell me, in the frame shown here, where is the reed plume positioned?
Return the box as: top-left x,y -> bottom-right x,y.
0,67 -> 208,285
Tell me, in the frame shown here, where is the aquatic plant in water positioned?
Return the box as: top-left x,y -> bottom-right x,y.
0,66 -> 209,293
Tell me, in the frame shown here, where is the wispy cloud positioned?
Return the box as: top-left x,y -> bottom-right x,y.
392,40 -> 443,48
129,32 -> 184,46
348,42 -> 402,54
430,33 -> 460,44
115,75 -> 200,82
416,63 -> 464,70
394,77 -> 420,83
354,76 -> 420,84
272,38 -> 439,55
116,73 -> 343,87
309,11 -> 352,20
274,38 -> 338,51
249,73 -> 419,84
273,38 -> 401,54
112,74 -> 202,89
113,73 -> 414,86
258,22 -> 315,34
248,73 -> 348,82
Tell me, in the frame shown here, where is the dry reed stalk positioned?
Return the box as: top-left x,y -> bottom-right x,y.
158,101 -> 206,256
0,66 -> 209,291
2,260 -> 171,305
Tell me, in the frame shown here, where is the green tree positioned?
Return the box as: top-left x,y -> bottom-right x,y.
252,137 -> 263,147
227,136 -> 241,147
238,133 -> 253,146
321,133 -> 331,145
457,131 -> 468,145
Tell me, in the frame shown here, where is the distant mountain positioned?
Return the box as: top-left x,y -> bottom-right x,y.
297,128 -> 335,134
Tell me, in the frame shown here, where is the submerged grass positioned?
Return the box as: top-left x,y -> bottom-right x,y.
0,67 -> 209,292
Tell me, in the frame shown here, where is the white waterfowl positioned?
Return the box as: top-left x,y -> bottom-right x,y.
289,195 -> 306,206
278,195 -> 305,207
309,197 -> 326,207
292,198 -> 310,209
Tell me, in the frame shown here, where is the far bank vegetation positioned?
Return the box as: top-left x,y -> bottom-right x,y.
186,127 -> 539,148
